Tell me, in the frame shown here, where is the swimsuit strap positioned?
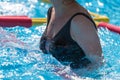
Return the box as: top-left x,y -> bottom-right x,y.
69,13 -> 97,30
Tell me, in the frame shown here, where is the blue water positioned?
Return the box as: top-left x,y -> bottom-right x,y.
0,0 -> 120,80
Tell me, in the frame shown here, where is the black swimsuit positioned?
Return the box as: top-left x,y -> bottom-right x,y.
40,7 -> 97,69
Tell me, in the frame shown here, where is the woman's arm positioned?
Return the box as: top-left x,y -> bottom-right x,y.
70,15 -> 104,70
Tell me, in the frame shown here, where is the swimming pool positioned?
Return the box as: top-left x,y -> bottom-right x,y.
0,0 -> 120,80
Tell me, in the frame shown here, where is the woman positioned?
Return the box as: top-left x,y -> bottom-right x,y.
40,0 -> 104,69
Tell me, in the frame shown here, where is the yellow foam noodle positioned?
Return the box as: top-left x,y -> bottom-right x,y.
41,0 -> 50,3
93,16 -> 109,23
90,12 -> 109,23
32,18 -> 47,26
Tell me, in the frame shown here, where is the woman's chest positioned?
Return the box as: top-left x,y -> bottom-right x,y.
46,17 -> 69,39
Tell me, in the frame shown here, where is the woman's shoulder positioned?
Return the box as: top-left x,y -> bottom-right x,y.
70,5 -> 97,30
71,12 -> 96,30
70,11 -> 98,42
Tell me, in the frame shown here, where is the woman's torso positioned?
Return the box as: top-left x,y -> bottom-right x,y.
40,6 -> 96,69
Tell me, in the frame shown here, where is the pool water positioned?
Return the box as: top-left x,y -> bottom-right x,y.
0,0 -> 120,80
